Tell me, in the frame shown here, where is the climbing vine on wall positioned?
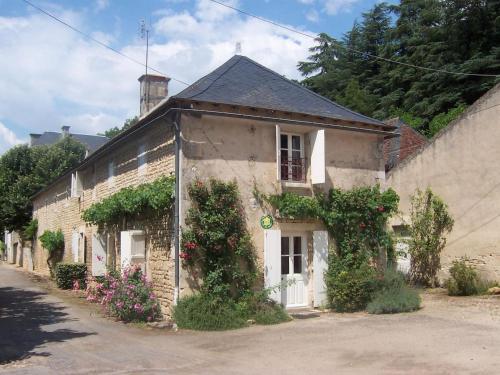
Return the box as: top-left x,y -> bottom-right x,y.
82,176 -> 175,227
181,179 -> 257,298
262,185 -> 400,263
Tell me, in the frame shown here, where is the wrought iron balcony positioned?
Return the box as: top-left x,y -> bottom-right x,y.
280,157 -> 306,183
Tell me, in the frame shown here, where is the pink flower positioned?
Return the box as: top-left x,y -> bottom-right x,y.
97,255 -> 103,261
72,279 -> 80,291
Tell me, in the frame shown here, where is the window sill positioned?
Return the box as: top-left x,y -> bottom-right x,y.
281,181 -> 309,188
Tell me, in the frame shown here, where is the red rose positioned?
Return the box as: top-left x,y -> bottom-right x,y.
377,206 -> 385,212
359,223 -> 366,229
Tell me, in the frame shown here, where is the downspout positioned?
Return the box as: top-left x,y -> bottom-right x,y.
173,111 -> 181,305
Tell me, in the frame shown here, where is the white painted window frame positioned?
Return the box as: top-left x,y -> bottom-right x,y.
279,132 -> 305,182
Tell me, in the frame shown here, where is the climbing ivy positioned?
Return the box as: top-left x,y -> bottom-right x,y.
181,179 -> 257,299
264,185 -> 399,263
82,176 -> 175,227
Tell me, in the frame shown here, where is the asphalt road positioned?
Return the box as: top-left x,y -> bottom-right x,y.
1,263 -> 500,374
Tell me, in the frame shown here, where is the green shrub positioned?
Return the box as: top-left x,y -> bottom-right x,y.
444,259 -> 496,296
238,290 -> 291,325
173,293 -> 248,331
39,229 -> 64,253
55,263 -> 87,290
325,255 -> 377,312
22,219 -> 38,241
367,286 -> 421,314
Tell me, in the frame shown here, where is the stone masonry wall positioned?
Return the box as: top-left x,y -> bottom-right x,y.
32,119 -> 176,317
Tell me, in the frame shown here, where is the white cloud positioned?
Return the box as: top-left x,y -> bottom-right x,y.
0,121 -> 25,155
306,9 -> 320,22
0,1 -> 316,142
323,0 -> 360,15
298,0 -> 315,4
94,0 -> 110,13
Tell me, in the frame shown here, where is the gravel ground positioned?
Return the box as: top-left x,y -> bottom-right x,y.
1,262 -> 500,375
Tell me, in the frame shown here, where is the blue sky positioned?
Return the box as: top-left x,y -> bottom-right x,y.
0,0 -> 396,154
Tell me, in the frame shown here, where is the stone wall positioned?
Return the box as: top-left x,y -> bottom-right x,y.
386,83 -> 500,281
32,120 -> 176,316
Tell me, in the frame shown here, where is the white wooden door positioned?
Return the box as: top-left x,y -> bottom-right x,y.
281,235 -> 308,308
92,233 -> 107,276
264,229 -> 282,304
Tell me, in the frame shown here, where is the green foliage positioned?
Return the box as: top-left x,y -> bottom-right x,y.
367,286 -> 421,314
55,263 -> 87,290
0,240 -> 5,254
428,104 -> 467,138
173,293 -> 248,331
174,291 -> 290,331
99,116 -> 139,138
39,229 -> 64,253
267,185 -> 399,261
266,192 -> 319,220
444,258 -> 497,296
39,229 -> 65,276
181,179 -> 257,299
325,254 -> 378,312
408,188 -> 454,287
22,219 -> 38,241
0,138 -> 85,234
82,176 -> 175,227
298,1 -> 500,134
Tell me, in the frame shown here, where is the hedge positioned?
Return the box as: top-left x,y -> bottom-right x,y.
55,263 -> 88,289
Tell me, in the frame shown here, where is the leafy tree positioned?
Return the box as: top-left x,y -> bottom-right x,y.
0,138 -> 85,235
428,104 -> 467,137
408,188 -> 454,287
298,0 -> 500,135
100,116 -> 139,138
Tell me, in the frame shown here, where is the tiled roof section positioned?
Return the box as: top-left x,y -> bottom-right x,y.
31,132 -> 109,154
383,118 -> 428,172
174,55 -> 385,126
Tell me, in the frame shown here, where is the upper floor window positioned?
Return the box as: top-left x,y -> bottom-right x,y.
280,133 -> 305,182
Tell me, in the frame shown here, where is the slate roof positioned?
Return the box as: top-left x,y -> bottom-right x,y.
31,132 -> 109,154
174,55 -> 385,126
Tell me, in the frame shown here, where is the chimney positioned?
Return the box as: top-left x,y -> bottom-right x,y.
61,126 -> 70,138
29,133 -> 41,147
138,74 -> 170,117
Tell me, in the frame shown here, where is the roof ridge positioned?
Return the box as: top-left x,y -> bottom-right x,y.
238,55 -> 384,126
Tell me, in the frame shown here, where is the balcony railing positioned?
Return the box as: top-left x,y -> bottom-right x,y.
280,157 -> 306,183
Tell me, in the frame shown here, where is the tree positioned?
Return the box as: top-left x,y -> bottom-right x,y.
298,0 -> 500,136
100,116 -> 139,139
408,188 -> 454,287
0,138 -> 85,235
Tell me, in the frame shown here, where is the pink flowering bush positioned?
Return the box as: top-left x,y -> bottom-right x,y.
86,265 -> 161,323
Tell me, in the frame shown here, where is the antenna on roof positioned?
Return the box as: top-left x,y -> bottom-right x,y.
235,41 -> 242,55
140,19 -> 150,112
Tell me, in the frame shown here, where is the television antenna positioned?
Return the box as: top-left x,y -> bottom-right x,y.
235,41 -> 242,55
140,19 -> 150,112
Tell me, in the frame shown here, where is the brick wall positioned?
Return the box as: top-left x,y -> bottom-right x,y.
32,120 -> 176,316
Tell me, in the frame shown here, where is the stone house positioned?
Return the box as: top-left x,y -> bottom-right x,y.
29,55 -> 397,315
387,83 -> 500,281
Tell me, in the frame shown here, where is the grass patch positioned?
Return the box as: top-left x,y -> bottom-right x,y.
445,258 -> 499,296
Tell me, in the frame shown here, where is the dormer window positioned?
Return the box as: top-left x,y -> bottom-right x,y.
280,133 -> 305,182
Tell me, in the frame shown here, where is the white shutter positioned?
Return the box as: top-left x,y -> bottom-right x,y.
120,230 -> 145,271
120,231 -> 132,269
310,130 -> 325,184
72,230 -> 80,263
92,233 -> 107,276
313,230 -> 328,307
264,229 -> 282,304
276,125 -> 281,181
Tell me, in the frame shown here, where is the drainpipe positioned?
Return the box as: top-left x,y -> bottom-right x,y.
173,111 -> 181,305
